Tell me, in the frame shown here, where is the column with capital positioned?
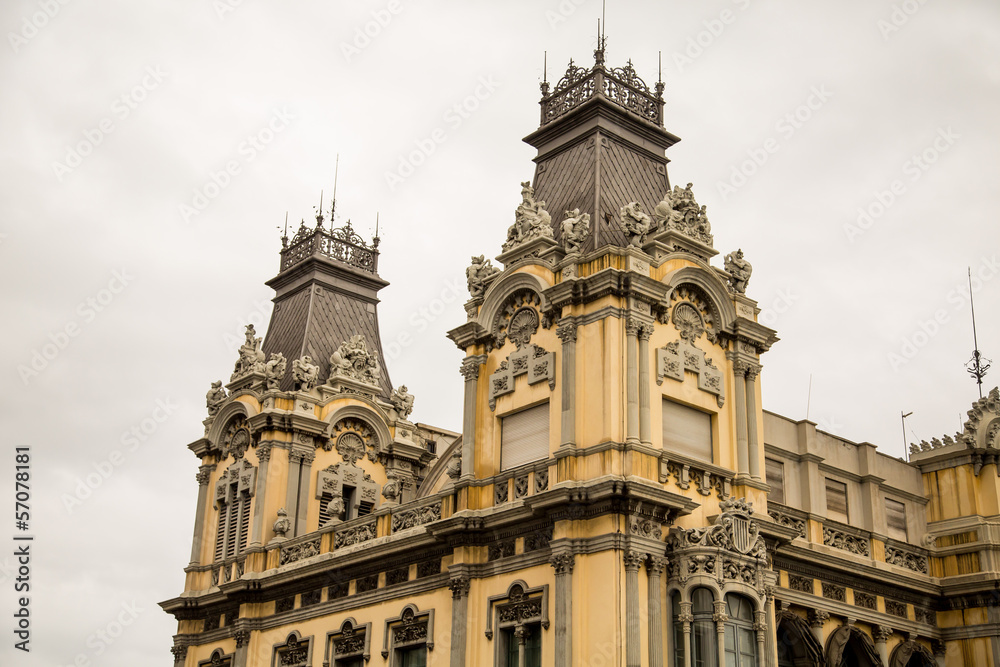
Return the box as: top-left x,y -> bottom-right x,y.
294,449 -> 314,536
745,363 -> 762,480
448,575 -> 471,667
233,627 -> 251,667
459,355 -> 486,479
550,552 -> 575,667
556,321 -> 577,450
638,325 -> 653,447
873,626 -> 892,666
625,319 -> 641,446
807,609 -> 830,648
932,639 -> 947,667
624,550 -> 646,667
732,359 -> 750,477
647,556 -> 666,667
678,602 -> 694,667
284,451 -> 302,538
249,444 -> 272,547
190,463 -> 216,565
714,600 -> 728,665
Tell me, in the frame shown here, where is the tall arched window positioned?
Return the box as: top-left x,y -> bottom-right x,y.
723,594 -> 757,667
691,588 -> 716,667
671,592 -> 684,667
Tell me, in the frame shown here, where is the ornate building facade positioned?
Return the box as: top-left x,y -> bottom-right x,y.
161,42 -> 1000,667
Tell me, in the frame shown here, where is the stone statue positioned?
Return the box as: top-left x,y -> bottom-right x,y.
263,353 -> 287,390
653,183 -> 713,245
389,385 -> 415,421
231,324 -> 266,380
291,355 -> 320,391
206,381 -> 227,416
446,453 -> 462,480
618,202 -> 652,247
466,255 -> 499,298
272,508 -> 291,538
328,334 -> 379,385
503,181 -> 554,251
560,208 -> 591,253
381,475 -> 402,503
724,249 -> 753,294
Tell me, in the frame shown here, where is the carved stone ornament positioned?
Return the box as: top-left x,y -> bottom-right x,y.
334,519 -> 377,549
331,419 -> 378,464
391,502 -> 442,532
272,508 -> 291,538
652,182 -> 714,246
231,324 -> 266,381
445,453 -> 462,480
559,208 -> 591,253
724,249 -> 752,294
389,385 -> 415,421
663,286 -> 720,344
960,387 -> 1000,456
274,635 -> 310,667
291,355 -> 320,391
222,415 -> 251,460
549,552 -> 575,575
279,537 -> 320,565
618,201 -> 652,247
263,352 -> 286,390
466,255 -> 500,298
381,474 -> 402,503
822,526 -> 871,557
488,344 -> 556,410
657,339 -> 725,408
449,576 -> 472,599
206,381 -> 227,416
493,290 -> 546,349
628,513 -> 663,540
884,544 -> 930,574
767,508 -> 806,538
328,334 -> 380,386
503,181 -> 554,251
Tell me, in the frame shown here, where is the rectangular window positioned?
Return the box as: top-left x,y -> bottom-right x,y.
765,458 -> 785,504
662,399 -> 713,462
825,478 -> 849,523
885,498 -> 908,541
395,646 -> 426,667
501,404 -> 549,471
500,623 -> 541,667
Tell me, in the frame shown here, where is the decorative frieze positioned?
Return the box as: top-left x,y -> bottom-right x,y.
328,582 -> 349,599
390,502 -> 442,533
768,507 -> 806,538
386,566 -> 409,586
661,458 -> 731,499
788,574 -> 813,594
823,526 -> 871,557
334,519 -> 377,549
822,582 -> 846,602
534,469 -> 549,493
275,596 -> 295,613
488,539 -> 516,561
416,558 -> 441,579
300,589 -> 321,607
279,537 -> 320,566
884,545 -> 929,574
854,591 -> 877,610
524,526 -> 553,553
356,574 -> 378,593
885,600 -> 908,618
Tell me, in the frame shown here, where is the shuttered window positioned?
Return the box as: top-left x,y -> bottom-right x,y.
662,399 -> 713,462
825,478 -> 849,523
765,458 -> 785,504
885,498 -> 908,541
501,404 -> 549,471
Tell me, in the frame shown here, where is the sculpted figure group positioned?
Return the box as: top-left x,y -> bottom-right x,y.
328,334 -> 380,386
503,182 -> 554,251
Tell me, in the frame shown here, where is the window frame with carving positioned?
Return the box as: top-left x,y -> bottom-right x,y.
382,604 -> 434,667
325,618 -> 372,667
485,580 -> 549,667
270,631 -> 313,667
198,648 -> 234,667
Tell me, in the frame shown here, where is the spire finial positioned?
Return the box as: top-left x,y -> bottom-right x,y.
540,51 -> 550,97
373,212 -> 381,249
281,211 -> 289,248
966,266 -> 991,398
315,190 -> 324,226
330,153 -> 340,231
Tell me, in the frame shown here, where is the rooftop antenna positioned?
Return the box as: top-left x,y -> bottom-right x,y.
314,190 -> 324,226
330,153 -> 340,230
901,411 -> 913,461
966,267 -> 991,398
280,211 -> 289,248
805,374 -> 813,421
373,212 -> 380,249
601,0 -> 606,44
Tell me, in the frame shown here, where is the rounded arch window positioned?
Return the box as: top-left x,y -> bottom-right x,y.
691,587 -> 717,667
723,593 -> 757,667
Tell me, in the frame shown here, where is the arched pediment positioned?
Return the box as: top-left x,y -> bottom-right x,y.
207,400 -> 259,448
478,271 -> 553,340
325,403 -> 393,457
662,265 -> 738,336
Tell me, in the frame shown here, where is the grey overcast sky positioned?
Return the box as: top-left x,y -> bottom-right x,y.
1,0 -> 998,664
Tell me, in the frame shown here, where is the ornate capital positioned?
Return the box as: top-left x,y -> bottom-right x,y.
449,576 -> 471,599
550,552 -> 575,575
299,450 -> 316,465
257,442 -> 272,462
623,550 -> 647,571
677,601 -> 694,625
932,639 -> 947,656
460,356 -> 483,381
713,600 -> 728,623
625,317 -> 642,337
234,628 -> 251,648
556,321 -> 578,344
744,363 -> 761,381
646,555 -> 667,576
808,609 -> 831,628
171,645 -> 188,662
195,464 -> 216,485
873,625 -> 893,642
638,324 -> 653,341
753,610 -> 767,633
732,359 -> 750,378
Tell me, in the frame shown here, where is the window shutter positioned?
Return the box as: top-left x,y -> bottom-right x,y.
501,404 -> 550,471
238,496 -> 250,552
765,458 -> 785,504
225,486 -> 239,558
214,504 -> 226,561
885,498 -> 907,541
662,399 -> 713,462
825,478 -> 849,523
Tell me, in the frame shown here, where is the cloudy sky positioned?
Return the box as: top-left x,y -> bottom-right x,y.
1,0 -> 998,664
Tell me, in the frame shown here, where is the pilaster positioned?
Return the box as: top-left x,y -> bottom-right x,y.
550,552 -> 575,667
448,575 -> 471,667
624,550 -> 646,667
190,463 -> 216,565
557,321 -> 577,450
646,556 -> 666,667
638,325 -> 653,448
460,355 -> 486,479
626,319 -> 641,446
